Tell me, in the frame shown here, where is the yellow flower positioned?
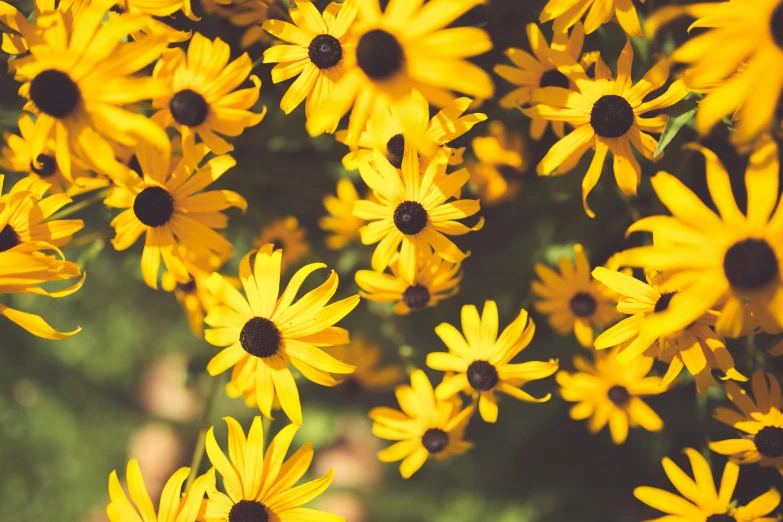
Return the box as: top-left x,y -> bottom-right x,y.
532,244 -> 620,349
262,0 -> 358,126
635,447 -> 781,521
106,142 -> 246,289
0,114 -> 108,196
328,334 -> 404,392
355,251 -> 462,314
0,176 -> 84,253
0,247 -> 84,339
370,369 -> 474,479
495,22 -> 583,140
540,0 -> 644,36
204,245 -> 360,425
523,40 -> 688,216
106,459 -> 211,522
467,121 -> 528,205
709,370 -> 783,475
557,349 -> 667,444
592,267 -> 746,394
615,137 -> 783,338
337,89 -> 487,170
9,1 -> 170,181
306,0 -> 494,147
202,0 -> 275,49
205,417 -> 344,522
319,178 -> 366,249
253,216 -> 310,274
112,0 -> 196,21
152,33 -> 266,162
426,301 -> 559,423
354,148 -> 482,285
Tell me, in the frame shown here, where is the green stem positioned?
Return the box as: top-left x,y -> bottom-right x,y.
262,415 -> 273,448
0,20 -> 21,37
185,374 -> 222,491
46,188 -> 110,222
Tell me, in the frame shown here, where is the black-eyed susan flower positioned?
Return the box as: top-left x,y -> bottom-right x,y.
0,248 -> 84,338
635,447 -> 781,521
426,301 -> 559,423
319,178 -> 366,249
306,0 -> 494,146
0,114 -> 108,196
615,137 -> 783,338
152,33 -> 266,162
532,244 -> 620,349
354,148 -> 482,285
592,267 -> 746,394
369,369 -> 474,478
106,459 -> 211,522
204,246 -> 360,425
338,90 -> 487,170
467,121 -> 528,206
540,0 -> 644,36
710,370 -> 783,475
557,349 -> 667,444
111,0 -> 197,22
329,335 -> 404,393
253,216 -> 310,274
106,142 -> 245,289
205,417 -> 344,522
202,0 -> 274,49
9,2 -> 170,181
523,40 -> 688,216
262,0 -> 358,126
355,251 -> 462,314
495,22 -> 583,139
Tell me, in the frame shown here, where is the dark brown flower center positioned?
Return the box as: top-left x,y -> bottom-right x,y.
30,154 -> 56,177
308,33 -> 343,69
393,201 -> 427,235
386,133 -> 404,169
723,239 -> 779,291
0,224 -> 20,252
402,284 -> 430,311
771,1 -> 783,49
539,68 -> 569,89
228,500 -> 269,522
29,69 -> 81,118
133,186 -> 174,227
569,292 -> 597,317
754,426 -> 783,458
607,385 -> 630,406
239,317 -> 281,358
170,89 -> 209,127
590,95 -> 634,138
467,360 -> 498,391
421,428 -> 449,454
356,29 -> 404,80
654,292 -> 676,313
176,278 -> 196,293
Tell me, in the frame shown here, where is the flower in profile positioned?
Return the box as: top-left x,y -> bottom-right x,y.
152,33 -> 266,162
355,251 -> 462,314
354,147 -> 482,284
557,349 -> 667,444
615,137 -> 783,338
337,90 -> 487,170
202,0 -> 275,49
306,0 -> 494,147
467,121 -> 528,206
709,370 -> 783,475
106,142 -> 245,289
495,22 -> 583,138
204,245 -> 360,425
532,244 -> 620,349
205,417 -> 344,522
426,301 -> 559,423
0,114 -> 108,196
106,459 -> 211,522
262,0 -> 358,127
0,248 -> 84,339
111,0 -> 197,22
635,447 -> 781,521
540,0 -> 644,36
370,369 -> 474,479
329,335 -> 404,393
253,216 -> 310,273
319,178 -> 366,249
9,1 -> 170,181
592,267 -> 746,394
523,40 -> 688,216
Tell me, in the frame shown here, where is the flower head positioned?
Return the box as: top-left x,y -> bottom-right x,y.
467,121 -> 528,205
540,0 -> 644,36
329,335 -> 404,393
319,178 -> 366,249
253,216 -> 310,274
203,0 -> 275,49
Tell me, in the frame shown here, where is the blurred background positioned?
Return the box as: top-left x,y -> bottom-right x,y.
1,0 -> 782,520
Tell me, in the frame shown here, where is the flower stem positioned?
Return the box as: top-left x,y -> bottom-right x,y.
185,374 -> 222,491
46,188 -> 110,222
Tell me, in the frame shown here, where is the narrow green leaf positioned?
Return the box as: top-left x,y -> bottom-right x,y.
654,95 -> 699,158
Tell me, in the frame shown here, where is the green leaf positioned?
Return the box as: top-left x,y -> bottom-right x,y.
654,95 -> 699,158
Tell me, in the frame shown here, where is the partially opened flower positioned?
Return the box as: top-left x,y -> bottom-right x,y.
329,335 -> 404,393
106,459 -> 211,522
106,142 -> 245,289
203,0 -> 275,49
467,121 -> 528,206
540,0 -> 644,36
319,178 -> 366,249
426,301 -> 559,423
370,369 -> 474,478
205,417 -> 345,522
204,245 -> 360,425
253,216 -> 310,273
